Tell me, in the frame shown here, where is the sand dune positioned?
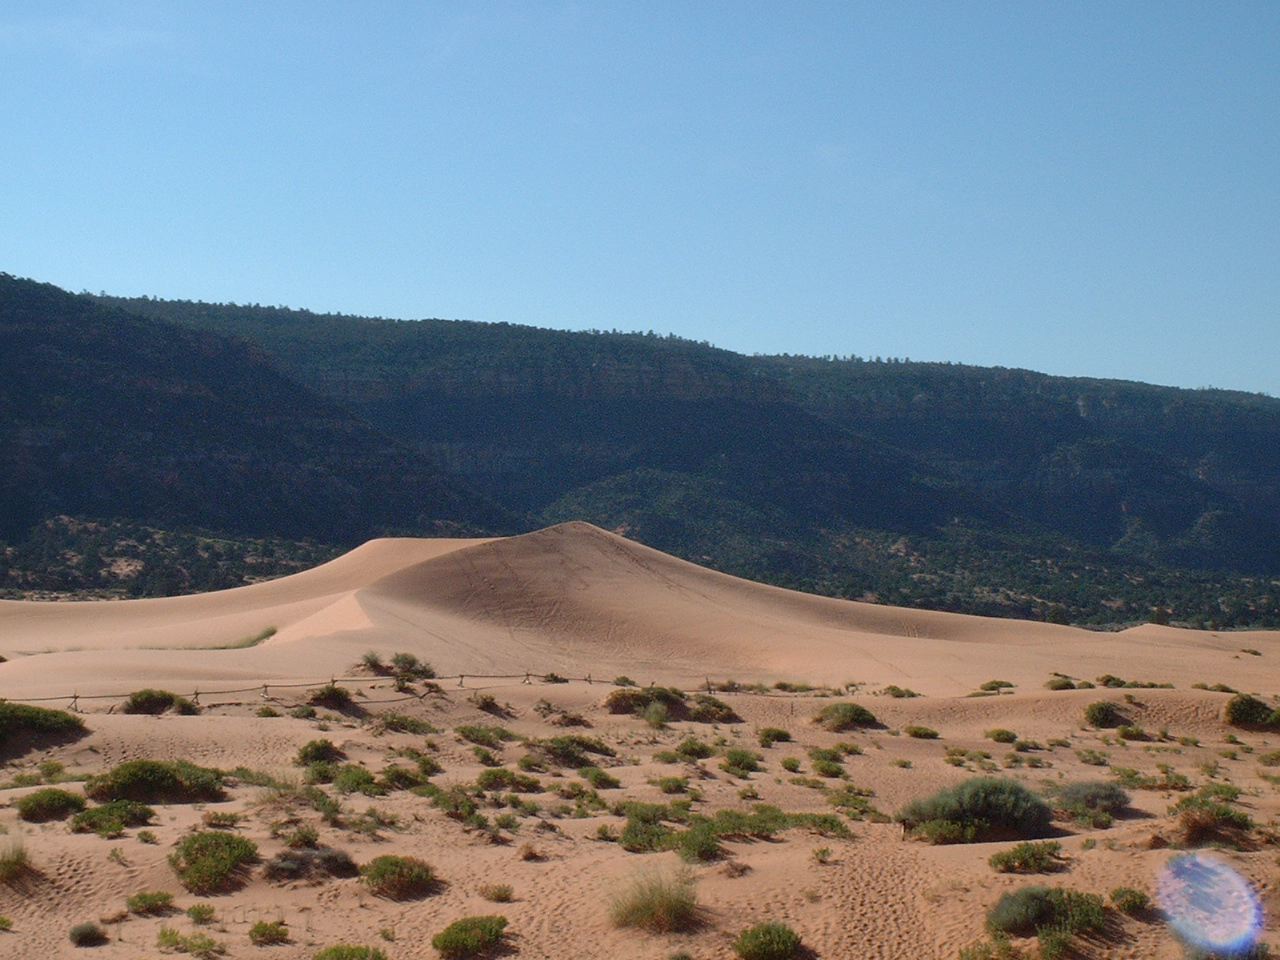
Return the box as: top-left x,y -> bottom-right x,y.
2,522 -> 1278,958
1,522 -> 1277,699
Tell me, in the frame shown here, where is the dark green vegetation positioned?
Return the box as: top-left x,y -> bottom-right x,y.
0,274 -> 1277,626
1224,693 -> 1280,728
897,778 -> 1053,843
988,840 -> 1063,873
71,800 -> 154,837
431,916 -> 509,958
15,787 -> 85,822
122,689 -> 199,715
85,760 -> 224,804
359,855 -> 437,900
985,887 -> 1106,955
168,831 -> 258,894
733,922 -> 803,960
0,701 -> 86,756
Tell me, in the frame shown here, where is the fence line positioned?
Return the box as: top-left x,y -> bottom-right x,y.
2,671 -> 842,712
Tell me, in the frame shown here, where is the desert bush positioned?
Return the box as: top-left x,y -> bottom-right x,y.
1110,887 -> 1149,915
333,765 -> 382,796
307,684 -> 357,711
733,921 -> 802,960
431,915 -> 508,958
579,766 -> 621,790
296,739 -> 344,765
1173,794 -> 1254,845
1224,694 -> 1278,728
313,948 -> 388,960
264,846 -> 358,882
609,868 -> 699,932
127,890 -> 174,915
688,694 -> 740,723
721,749 -> 762,777
69,922 -> 107,947
71,799 -> 154,837
188,904 -> 216,924
249,921 -> 290,945
169,831 -> 258,893
1045,677 -> 1076,691
476,768 -> 541,793
758,727 -> 791,747
814,702 -> 878,731
0,842 -> 29,883
16,787 -> 85,822
534,734 -> 615,767
657,776 -> 688,794
456,725 -> 516,749
986,729 -> 1018,744
86,760 -> 224,804
882,684 -> 921,698
897,777 -> 1052,843
1117,725 -> 1150,741
122,689 -> 199,715
0,700 -> 86,754
360,855 -> 437,900
202,811 -> 240,830
1083,701 -> 1123,728
986,886 -> 1105,939
988,840 -> 1062,873
675,737 -> 714,760
1055,781 -> 1129,826
904,725 -> 939,739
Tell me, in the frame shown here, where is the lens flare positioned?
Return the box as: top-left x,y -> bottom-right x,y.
1158,852 -> 1263,954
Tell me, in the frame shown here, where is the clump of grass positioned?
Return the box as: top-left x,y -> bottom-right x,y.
986,729 -> 1018,744
903,725 -> 939,739
579,766 -> 621,790
389,653 -> 435,680
609,868 -> 699,932
313,948 -> 388,960
263,846 -> 358,882
814,702 -> 878,731
456,725 -> 516,749
985,886 -> 1106,946
16,787 -> 85,822
85,760 -> 224,804
71,799 -> 154,837
333,765 -> 382,796
169,831 -> 258,893
157,927 -> 226,958
988,840 -> 1063,873
202,811 -> 241,830
249,921 -> 290,945
656,776 -> 688,794
431,916 -> 508,958
980,680 -> 1014,692
69,922 -> 108,947
1110,887 -> 1149,915
733,921 -> 802,960
613,676 -> 637,687
758,727 -> 791,747
0,842 -> 31,883
721,749 -> 762,778
881,685 -> 921,698
187,904 -> 216,925
897,777 -> 1052,843
475,768 -> 541,793
307,684 -> 358,711
360,855 -> 437,900
1054,781 -> 1130,827
1045,677 -> 1076,691
126,890 -> 174,915
121,689 -> 199,715
1172,793 -> 1254,845
479,883 -> 513,902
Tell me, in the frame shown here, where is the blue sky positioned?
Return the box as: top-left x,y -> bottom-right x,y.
2,2 -> 1277,395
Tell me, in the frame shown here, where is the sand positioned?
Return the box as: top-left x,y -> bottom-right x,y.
0,521 -> 1276,958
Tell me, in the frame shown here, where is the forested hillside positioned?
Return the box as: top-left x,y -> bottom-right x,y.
0,275 -> 513,547
82,291 -> 1280,628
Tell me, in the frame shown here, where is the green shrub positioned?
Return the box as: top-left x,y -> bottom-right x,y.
579,766 -> 620,790
390,652 -> 435,679
758,727 -> 791,747
1055,781 -> 1129,826
479,883 -> 513,902
431,915 -> 508,958
687,694 -> 740,723
0,701 -> 86,756
985,886 -> 1105,938
313,948 -> 388,960
333,765 -> 382,796
169,831 -> 258,893
16,787 -> 85,822
249,921 -> 290,945
360,855 -> 437,900
122,689 -> 199,715
1045,677 -> 1076,691
604,687 -> 686,716
455,725 -> 516,749
86,760 -> 224,804
127,890 -> 174,915
780,757 -> 801,773
1110,887 -> 1149,915
0,842 -> 29,883
656,776 -> 688,794
882,685 -> 921,698
69,922 -> 107,947
476,768 -> 541,793
721,749 -> 762,777
264,846 -> 358,882
1224,694 -> 1278,728
1173,794 -> 1254,844
187,904 -> 216,924
296,739 -> 344,765
308,684 -> 357,711
980,680 -> 1014,692
1083,701 -> 1123,728
986,729 -> 1018,744
904,725 -> 939,739
733,921 -> 802,960
71,799 -> 154,837
609,868 -> 699,932
815,702 -> 877,731
988,840 -> 1062,873
675,737 -> 714,760
897,777 -> 1052,843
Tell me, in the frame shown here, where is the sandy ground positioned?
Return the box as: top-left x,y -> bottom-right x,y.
0,522 -> 1277,958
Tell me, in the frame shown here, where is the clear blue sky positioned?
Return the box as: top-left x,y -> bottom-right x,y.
3,2 -> 1277,395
